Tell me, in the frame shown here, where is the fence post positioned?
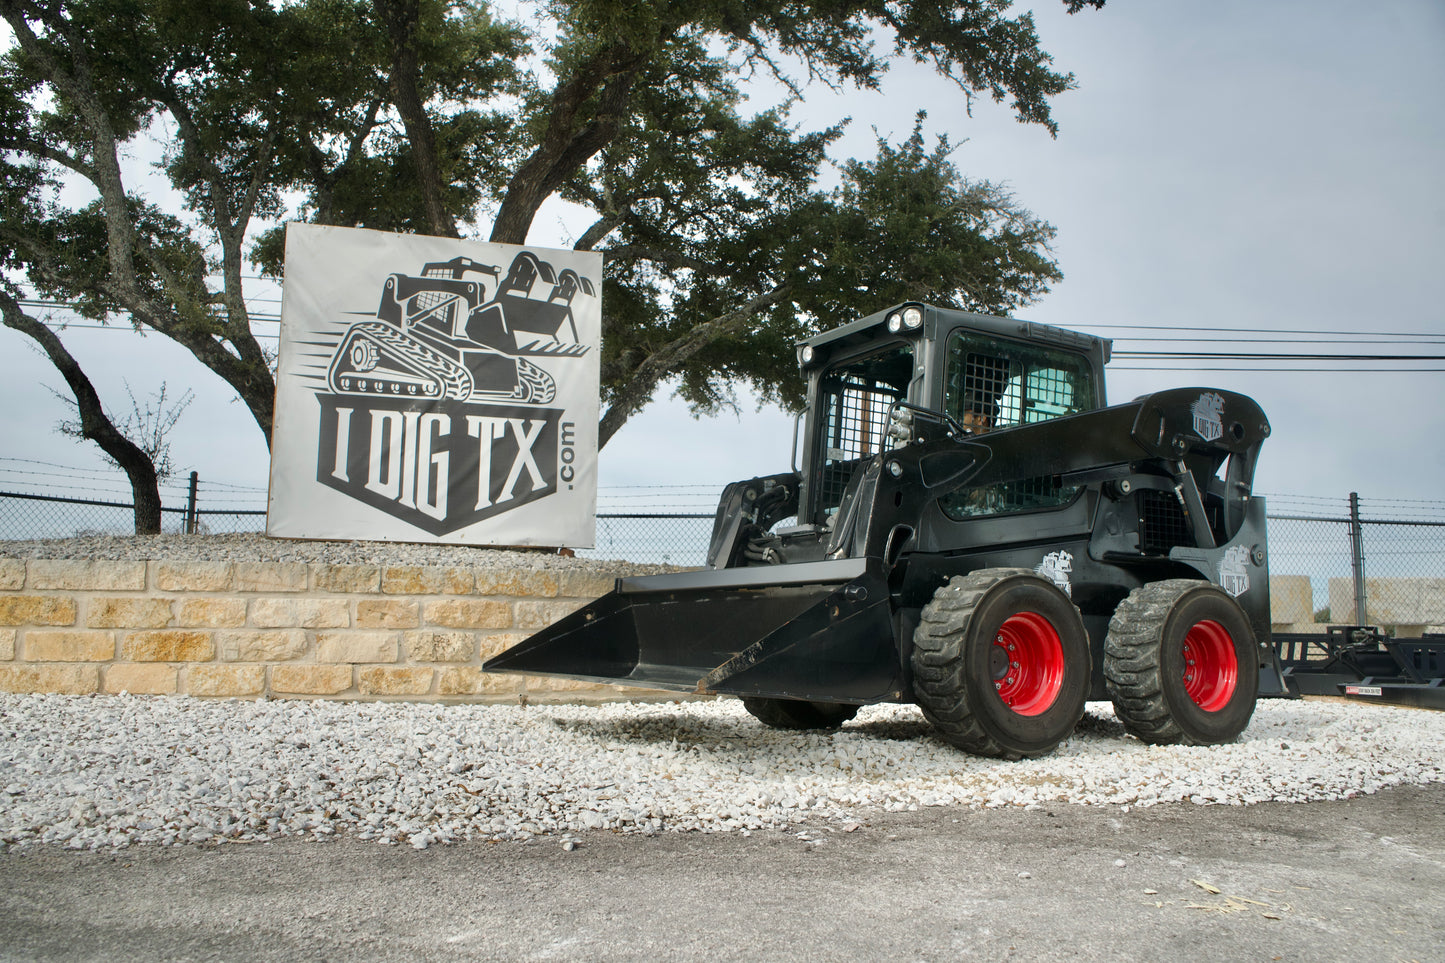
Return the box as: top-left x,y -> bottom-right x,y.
185,471 -> 199,535
1348,491 -> 1368,625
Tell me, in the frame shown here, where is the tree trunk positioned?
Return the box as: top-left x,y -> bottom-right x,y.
0,293 -> 163,534
373,0 -> 460,238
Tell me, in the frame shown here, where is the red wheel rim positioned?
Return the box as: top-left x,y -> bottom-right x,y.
990,612 -> 1065,716
1181,619 -> 1238,712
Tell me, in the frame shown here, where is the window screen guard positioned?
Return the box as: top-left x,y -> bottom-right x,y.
813,344 -> 912,522
945,332 -> 1093,430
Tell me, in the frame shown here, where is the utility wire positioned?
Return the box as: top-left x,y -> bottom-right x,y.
1115,351 -> 1445,361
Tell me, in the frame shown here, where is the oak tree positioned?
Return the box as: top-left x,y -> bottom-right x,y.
1,0 -> 1104,463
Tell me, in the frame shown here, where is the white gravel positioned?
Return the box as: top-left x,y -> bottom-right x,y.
2,695 -> 1442,851
0,532 -> 674,575
4,536 -> 1442,851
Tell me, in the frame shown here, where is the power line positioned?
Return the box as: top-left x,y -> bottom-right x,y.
1111,366 -> 1445,372
1081,322 -> 1444,338
1116,335 -> 1445,345
1115,351 -> 1445,361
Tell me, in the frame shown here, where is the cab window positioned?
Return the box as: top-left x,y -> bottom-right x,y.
944,331 -> 1094,432
939,331 -> 1092,520
813,343 -> 913,522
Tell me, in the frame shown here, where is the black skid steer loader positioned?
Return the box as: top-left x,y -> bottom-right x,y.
485,303 -> 1288,758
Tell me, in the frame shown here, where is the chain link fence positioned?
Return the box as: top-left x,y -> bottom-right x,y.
0,491 -> 716,566
0,492 -> 267,540
3,489 -> 1441,623
1257,494 -> 1445,634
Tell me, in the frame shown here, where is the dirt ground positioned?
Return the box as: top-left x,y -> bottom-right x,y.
1,783 -> 1441,962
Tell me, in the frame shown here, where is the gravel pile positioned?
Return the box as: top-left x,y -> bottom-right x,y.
0,533 -> 673,574
2,695 -> 1442,851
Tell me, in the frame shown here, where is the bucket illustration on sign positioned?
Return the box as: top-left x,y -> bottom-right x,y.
327,251 -> 593,405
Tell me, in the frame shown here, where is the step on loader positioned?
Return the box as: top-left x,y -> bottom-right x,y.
485,303 -> 1289,758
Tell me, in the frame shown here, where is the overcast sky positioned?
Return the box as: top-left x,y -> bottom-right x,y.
2,0 -> 1442,520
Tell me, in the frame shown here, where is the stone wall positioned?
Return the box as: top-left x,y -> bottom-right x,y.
0,557 -> 669,701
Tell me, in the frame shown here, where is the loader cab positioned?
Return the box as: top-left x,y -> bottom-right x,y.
797,303 -> 1109,528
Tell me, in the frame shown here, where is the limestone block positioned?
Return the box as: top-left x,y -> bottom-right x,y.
0,595 -> 76,627
556,571 -> 616,600
154,561 -> 233,592
356,599 -> 420,629
0,559 -> 24,590
188,664 -> 266,697
24,630 -> 115,662
1268,576 -> 1315,626
249,597 -> 350,629
218,629 -> 306,662
176,598 -> 247,628
104,663 -> 178,695
234,562 -> 307,593
439,666 -> 522,696
474,571 -> 558,598
1329,576 -> 1445,625
423,599 -> 512,630
382,566 -> 474,595
313,564 -> 381,594
0,664 -> 98,694
0,629 -> 13,660
1365,578 -> 1445,624
358,666 -> 434,696
1328,578 -> 1356,623
122,630 -> 214,662
29,559 -> 146,591
525,675 -> 606,694
514,599 -> 586,631
271,664 -> 352,695
478,632 -> 527,660
316,631 -> 398,664
86,597 -> 174,629
403,630 -> 476,662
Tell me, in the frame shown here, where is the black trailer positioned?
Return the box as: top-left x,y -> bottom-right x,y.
1277,626 -> 1445,709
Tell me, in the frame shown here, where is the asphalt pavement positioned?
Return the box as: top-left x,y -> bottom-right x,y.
1,783 -> 1442,961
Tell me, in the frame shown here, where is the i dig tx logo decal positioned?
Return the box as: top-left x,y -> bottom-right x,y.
269,226 -> 601,546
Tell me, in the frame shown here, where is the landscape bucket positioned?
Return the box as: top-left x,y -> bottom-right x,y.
482,558 -> 903,703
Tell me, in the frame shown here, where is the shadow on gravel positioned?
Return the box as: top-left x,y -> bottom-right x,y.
545,707 -> 942,752
1072,711 -> 1130,738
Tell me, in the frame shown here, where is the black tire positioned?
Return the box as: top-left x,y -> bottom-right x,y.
911,568 -> 1091,759
1104,579 -> 1259,745
741,698 -> 860,730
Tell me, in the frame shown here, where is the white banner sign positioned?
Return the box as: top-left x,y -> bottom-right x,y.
267,224 -> 601,547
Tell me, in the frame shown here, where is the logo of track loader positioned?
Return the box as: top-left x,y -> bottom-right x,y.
327,251 -> 591,405
1191,391 -> 1225,443
308,251 -> 596,536
1219,544 -> 1250,598
1035,550 -> 1074,597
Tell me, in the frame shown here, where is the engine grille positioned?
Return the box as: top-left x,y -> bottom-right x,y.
1138,488 -> 1194,554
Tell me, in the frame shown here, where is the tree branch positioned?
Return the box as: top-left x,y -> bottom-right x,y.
490,42 -> 647,245
598,284 -> 792,447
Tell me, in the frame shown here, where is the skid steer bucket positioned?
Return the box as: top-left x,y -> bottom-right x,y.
483,559 -> 903,703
